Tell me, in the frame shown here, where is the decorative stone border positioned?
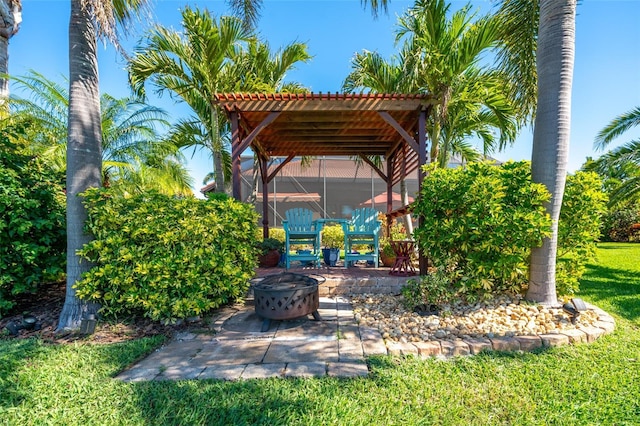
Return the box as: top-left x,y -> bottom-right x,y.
357,302 -> 616,359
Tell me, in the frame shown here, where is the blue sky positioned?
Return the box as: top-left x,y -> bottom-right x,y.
11,0 -> 640,195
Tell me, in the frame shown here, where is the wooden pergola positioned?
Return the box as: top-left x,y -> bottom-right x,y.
213,93 -> 434,238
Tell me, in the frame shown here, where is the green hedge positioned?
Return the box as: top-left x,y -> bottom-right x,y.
0,127 -> 65,315
556,171 -> 608,295
75,189 -> 260,321
413,161 -> 552,299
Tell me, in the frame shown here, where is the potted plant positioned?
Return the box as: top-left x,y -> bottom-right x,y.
321,224 -> 344,266
379,220 -> 408,267
258,237 -> 284,267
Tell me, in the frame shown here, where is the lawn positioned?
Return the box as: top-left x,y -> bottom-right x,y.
1,243 -> 638,425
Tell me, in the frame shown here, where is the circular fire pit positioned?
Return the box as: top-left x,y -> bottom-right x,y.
253,273 -> 322,331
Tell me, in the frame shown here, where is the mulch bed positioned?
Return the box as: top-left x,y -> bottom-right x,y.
0,282 -> 189,344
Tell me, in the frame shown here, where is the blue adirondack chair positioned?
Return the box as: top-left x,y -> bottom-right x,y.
283,208 -> 323,269
342,207 -> 381,268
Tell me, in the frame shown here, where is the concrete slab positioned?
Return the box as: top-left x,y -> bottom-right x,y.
413,341 -> 442,358
264,340 -> 339,363
463,338 -> 493,355
192,339 -> 272,365
241,363 -> 286,379
327,361 -> 369,378
515,335 -> 543,351
540,333 -> 570,347
198,364 -> 246,381
284,362 -> 327,378
134,340 -> 204,369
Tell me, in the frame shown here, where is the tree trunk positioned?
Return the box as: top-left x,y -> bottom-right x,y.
527,0 -> 576,305
0,0 -> 21,110
399,178 -> 413,235
57,0 -> 102,331
213,150 -> 225,193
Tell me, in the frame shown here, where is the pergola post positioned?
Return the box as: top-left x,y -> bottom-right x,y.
418,108 -> 428,275
260,156 -> 269,238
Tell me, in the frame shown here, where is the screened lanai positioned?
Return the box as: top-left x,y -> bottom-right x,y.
213,92 -> 434,237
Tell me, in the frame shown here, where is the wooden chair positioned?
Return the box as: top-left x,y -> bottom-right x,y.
283,208 -> 323,269
342,207 -> 381,268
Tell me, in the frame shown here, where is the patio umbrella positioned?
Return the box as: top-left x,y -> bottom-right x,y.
359,192 -> 414,211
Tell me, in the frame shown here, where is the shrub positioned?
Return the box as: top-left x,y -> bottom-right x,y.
75,189 -> 259,321
0,126 -> 65,315
556,171 -> 608,295
401,268 -> 456,310
321,224 -> 344,249
412,161 -> 552,299
600,207 -> 640,242
268,227 -> 286,244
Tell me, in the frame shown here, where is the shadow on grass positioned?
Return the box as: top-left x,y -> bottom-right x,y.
580,264 -> 640,323
128,376 -> 340,425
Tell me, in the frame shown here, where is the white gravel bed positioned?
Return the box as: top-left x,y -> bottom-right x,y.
350,294 -> 599,343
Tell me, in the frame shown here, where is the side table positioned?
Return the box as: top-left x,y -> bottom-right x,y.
389,240 -> 417,276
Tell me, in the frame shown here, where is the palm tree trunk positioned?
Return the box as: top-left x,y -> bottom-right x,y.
399,178 -> 413,235
527,0 -> 576,305
213,151 -> 225,193
0,0 -> 21,111
57,0 -> 102,331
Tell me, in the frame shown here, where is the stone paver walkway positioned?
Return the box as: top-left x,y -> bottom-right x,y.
116,293 -> 616,382
117,296 -> 379,382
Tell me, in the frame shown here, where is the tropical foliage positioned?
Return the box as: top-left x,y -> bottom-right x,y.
8,70 -> 192,195
556,171 -> 608,295
75,188 -> 259,321
413,161 -> 552,300
344,0 -> 518,166
0,123 -> 65,315
128,7 -> 310,193
592,106 -> 640,206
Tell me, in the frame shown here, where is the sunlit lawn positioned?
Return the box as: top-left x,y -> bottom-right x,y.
1,243 -> 638,425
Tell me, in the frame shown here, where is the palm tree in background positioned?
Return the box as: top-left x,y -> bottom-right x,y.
8,70 -> 192,194
395,0 -> 510,164
0,0 -> 21,109
129,7 -> 310,193
128,8 -> 253,194
344,1 -> 517,233
592,107 -> 640,205
516,0 -> 576,304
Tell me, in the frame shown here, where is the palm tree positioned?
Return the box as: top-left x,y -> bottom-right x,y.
0,0 -> 21,108
129,8 -> 252,194
592,107 -> 640,205
129,7 -> 310,193
8,70 -> 192,195
395,0 -> 508,163
524,0 -> 577,304
60,0 -> 149,331
361,0 -> 577,304
344,2 -> 517,233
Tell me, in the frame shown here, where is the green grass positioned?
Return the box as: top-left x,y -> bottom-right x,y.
1,243 -> 639,425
